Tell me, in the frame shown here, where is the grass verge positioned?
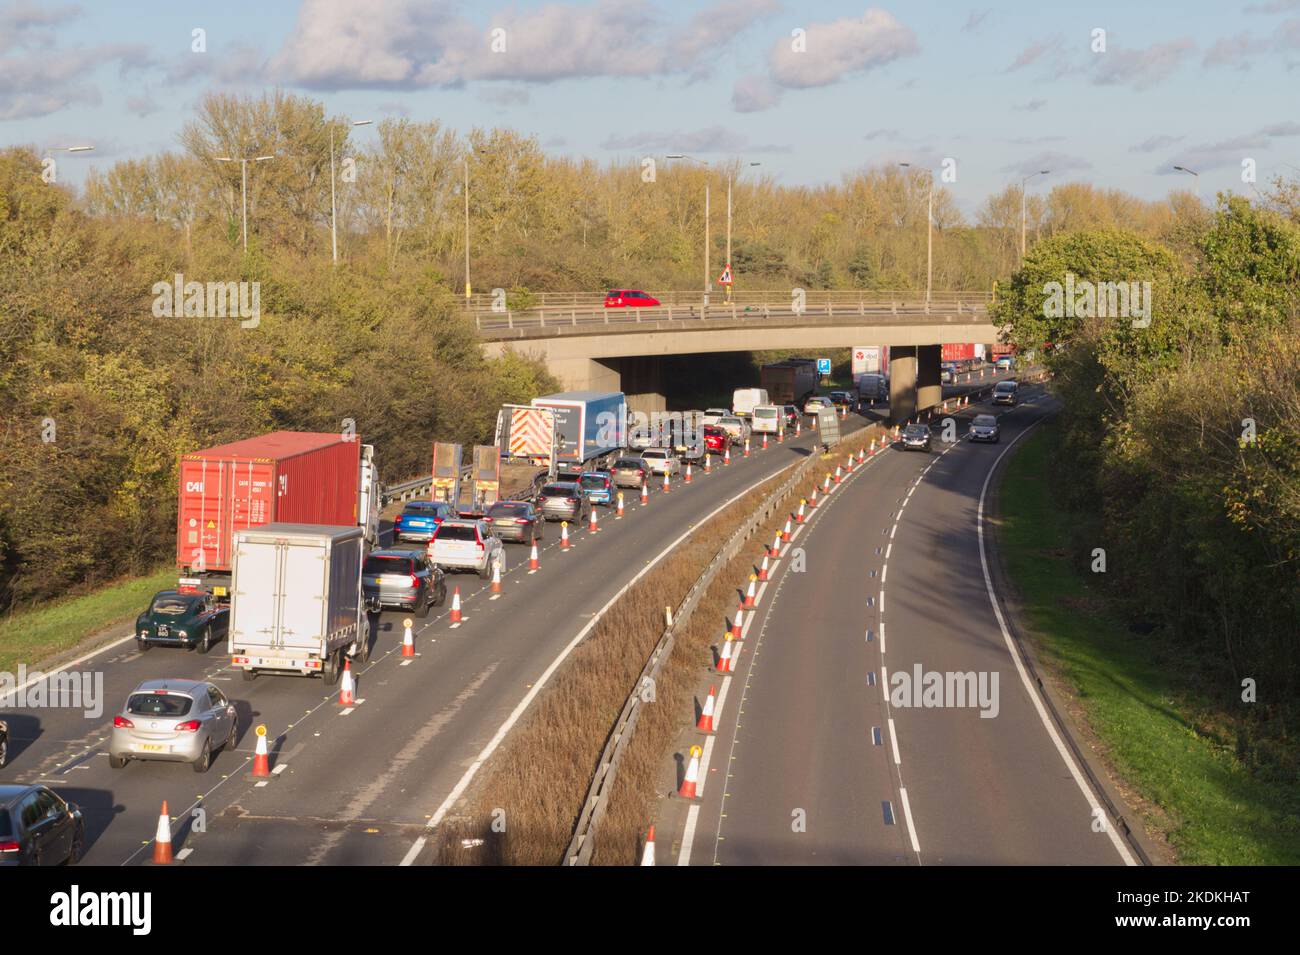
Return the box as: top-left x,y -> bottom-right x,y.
998,426 -> 1300,865
0,566 -> 174,673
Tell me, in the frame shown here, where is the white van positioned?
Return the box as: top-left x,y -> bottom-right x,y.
750,405 -> 783,434
732,388 -> 770,418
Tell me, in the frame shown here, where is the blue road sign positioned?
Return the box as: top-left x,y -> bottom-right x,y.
817,358 -> 832,375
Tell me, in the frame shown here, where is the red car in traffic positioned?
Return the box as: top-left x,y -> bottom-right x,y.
604,289 -> 661,308
702,425 -> 728,453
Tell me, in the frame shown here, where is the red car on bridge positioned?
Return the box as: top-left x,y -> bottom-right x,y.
604,289 -> 660,308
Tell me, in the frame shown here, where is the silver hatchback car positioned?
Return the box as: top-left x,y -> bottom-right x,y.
109,679 -> 237,773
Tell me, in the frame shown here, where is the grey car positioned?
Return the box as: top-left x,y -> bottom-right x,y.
362,549 -> 447,617
610,456 -> 649,488
0,719 -> 8,768
969,413 -> 1000,443
992,381 -> 1018,405
486,501 -> 545,544
109,679 -> 238,773
537,482 -> 590,523
899,423 -> 932,452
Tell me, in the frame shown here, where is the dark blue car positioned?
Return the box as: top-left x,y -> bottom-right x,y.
394,501 -> 455,543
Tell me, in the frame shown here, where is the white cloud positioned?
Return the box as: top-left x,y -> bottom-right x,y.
1005,35 -> 1064,72
1091,39 -> 1194,90
1000,151 -> 1091,178
767,9 -> 918,89
732,73 -> 781,112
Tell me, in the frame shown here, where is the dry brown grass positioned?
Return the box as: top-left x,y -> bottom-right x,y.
430,428 -> 882,865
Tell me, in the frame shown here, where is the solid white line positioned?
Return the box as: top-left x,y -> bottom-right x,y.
713,676 -> 733,723
695,734 -> 717,798
885,542 -> 892,560
879,621 -> 886,654
879,590 -> 885,613
401,461 -> 793,864
976,419 -> 1137,866
888,718 -> 901,766
899,786 -> 921,852
881,666 -> 889,700
881,563 -> 888,583
890,524 -> 897,539
678,805 -> 701,866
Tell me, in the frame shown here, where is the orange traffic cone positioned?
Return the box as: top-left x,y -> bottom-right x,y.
529,541 -> 539,570
640,826 -> 657,866
769,531 -> 781,558
834,465 -> 843,484
809,488 -> 819,509
641,482 -> 649,505
796,418 -> 802,436
616,492 -> 624,518
744,438 -> 751,457
758,553 -> 770,581
822,474 -> 832,494
716,634 -> 734,673
153,801 -> 173,864
731,606 -> 744,639
339,660 -> 355,705
724,447 -> 731,466
450,586 -> 462,623
744,575 -> 757,608
662,471 -> 670,494
402,620 -> 415,657
704,452 -> 712,472
762,433 -> 768,450
491,560 -> 503,592
679,745 -> 702,799
561,522 -> 570,549
589,507 -> 599,533
782,518 -> 792,541
796,499 -> 806,523
777,427 -> 784,443
698,686 -> 717,732
250,724 -> 271,778
685,462 -> 692,484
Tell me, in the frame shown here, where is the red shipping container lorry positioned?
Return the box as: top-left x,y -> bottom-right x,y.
941,343 -> 976,363
176,432 -> 361,599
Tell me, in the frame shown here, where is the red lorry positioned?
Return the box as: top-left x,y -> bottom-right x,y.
175,432 -> 363,599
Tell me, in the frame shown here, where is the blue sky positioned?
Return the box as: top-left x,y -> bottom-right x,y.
4,0 -> 1299,216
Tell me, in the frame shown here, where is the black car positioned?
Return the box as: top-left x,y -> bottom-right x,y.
362,550 -> 447,617
899,423 -> 932,452
135,590 -> 229,653
485,501 -> 545,544
0,784 -> 85,866
0,719 -> 8,768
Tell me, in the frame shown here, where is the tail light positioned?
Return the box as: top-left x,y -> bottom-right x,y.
0,841 -> 21,854
175,720 -> 202,733
114,715 -> 134,729
410,575 -> 419,589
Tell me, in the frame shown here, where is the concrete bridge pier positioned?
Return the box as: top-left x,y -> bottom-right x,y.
545,355 -> 666,415
888,345 -> 942,424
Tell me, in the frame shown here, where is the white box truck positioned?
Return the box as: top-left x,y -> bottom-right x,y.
732,388 -> 770,418
229,523 -> 371,684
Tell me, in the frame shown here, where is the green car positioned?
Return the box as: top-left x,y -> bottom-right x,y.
135,590 -> 229,654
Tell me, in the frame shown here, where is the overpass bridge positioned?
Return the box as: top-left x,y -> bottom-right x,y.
473,290 -> 1001,423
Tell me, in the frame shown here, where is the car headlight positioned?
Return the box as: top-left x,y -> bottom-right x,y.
175,630 -> 187,639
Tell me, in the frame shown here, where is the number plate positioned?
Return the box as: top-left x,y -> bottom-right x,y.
138,744 -> 163,752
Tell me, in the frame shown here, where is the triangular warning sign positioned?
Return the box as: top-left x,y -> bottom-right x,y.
207,520 -> 216,529
718,264 -> 733,285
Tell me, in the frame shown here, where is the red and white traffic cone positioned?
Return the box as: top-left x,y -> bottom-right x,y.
845,454 -> 854,472
339,660 -> 355,706
402,620 -> 415,657
251,725 -> 271,778
859,447 -> 866,465
561,522 -> 571,549
662,471 -> 671,494
822,474 -> 832,494
758,553 -> 770,581
589,507 -> 599,533
724,447 -> 731,466
716,634 -> 733,673
834,465 -> 843,484
450,586 -> 462,623
782,518 -> 792,541
777,427 -> 784,444
770,531 -> 782,558
744,437 -> 750,458
731,606 -> 744,639
704,452 -> 712,472
153,801 -> 173,865
685,462 -> 692,484
641,482 -> 649,505
491,560 -> 503,592
679,745 -> 702,799
616,492 -> 624,518
809,488 -> 819,509
529,541 -> 539,570
796,499 -> 806,523
697,686 -> 717,732
641,826 -> 657,866
796,419 -> 802,436
811,414 -> 817,430
761,433 -> 768,450
744,575 -> 757,608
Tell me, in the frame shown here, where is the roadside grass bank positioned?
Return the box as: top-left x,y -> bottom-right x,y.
0,566 -> 174,674
431,479 -> 779,865
998,426 -> 1300,865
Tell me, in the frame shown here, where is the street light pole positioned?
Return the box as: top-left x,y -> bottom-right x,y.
215,154 -> 275,252
1173,164 -> 1200,200
464,155 -> 471,300
331,119 -> 371,265
1020,169 -> 1050,259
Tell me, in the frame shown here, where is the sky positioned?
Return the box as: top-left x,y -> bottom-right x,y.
3,0 -> 1299,216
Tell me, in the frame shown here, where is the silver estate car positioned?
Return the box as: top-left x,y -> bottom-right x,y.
362,549 -> 447,617
537,482 -> 591,523
969,414 -> 1000,443
109,679 -> 238,773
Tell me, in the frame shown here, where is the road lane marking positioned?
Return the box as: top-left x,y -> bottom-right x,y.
888,718 -> 901,765
976,414 -> 1137,866
678,805 -> 701,866
899,787 -> 921,852
879,621 -> 886,654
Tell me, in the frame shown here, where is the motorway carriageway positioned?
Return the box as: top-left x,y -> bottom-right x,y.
662,382 -> 1136,866
0,373 -> 1013,866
